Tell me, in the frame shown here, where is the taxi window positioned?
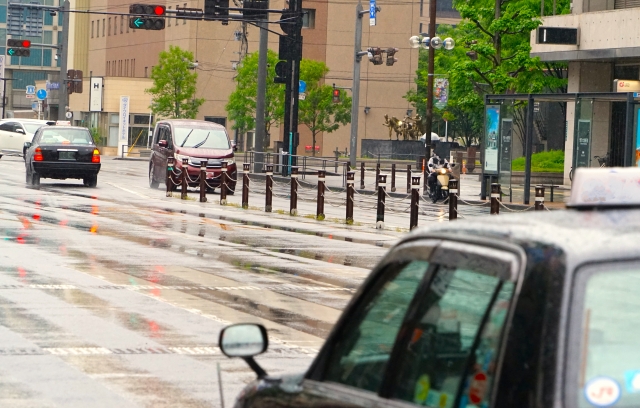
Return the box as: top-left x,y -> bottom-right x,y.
323,260 -> 430,393
574,266 -> 640,408
390,267 -> 514,407
39,129 -> 93,145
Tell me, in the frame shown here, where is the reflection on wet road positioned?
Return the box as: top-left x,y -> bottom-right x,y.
0,156 -> 395,406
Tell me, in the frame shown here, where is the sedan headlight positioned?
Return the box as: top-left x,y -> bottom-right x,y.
175,153 -> 189,164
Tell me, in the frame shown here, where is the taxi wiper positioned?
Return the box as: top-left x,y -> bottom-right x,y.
180,129 -> 195,147
193,132 -> 210,149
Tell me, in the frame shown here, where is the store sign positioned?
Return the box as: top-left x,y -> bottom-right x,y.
89,77 -> 103,112
615,79 -> 640,93
117,96 -> 130,156
484,105 -> 500,174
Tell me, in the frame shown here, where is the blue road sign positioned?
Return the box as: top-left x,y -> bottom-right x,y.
369,0 -> 377,26
299,80 -> 306,94
26,85 -> 36,95
36,89 -> 47,100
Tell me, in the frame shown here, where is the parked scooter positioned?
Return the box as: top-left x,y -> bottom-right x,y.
427,161 -> 455,203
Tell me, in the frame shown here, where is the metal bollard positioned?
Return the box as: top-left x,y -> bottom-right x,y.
406,164 -> 411,193
360,162 -> 365,190
375,162 -> 380,190
265,164 -> 273,212
242,163 -> 250,209
317,170 -> 325,220
290,166 -> 299,216
376,174 -> 387,229
422,158 -> 428,194
391,164 -> 396,192
220,161 -> 228,205
410,175 -> 421,230
346,171 -> 355,224
166,157 -> 174,197
181,157 -> 189,200
199,160 -> 207,203
490,183 -> 500,215
449,179 -> 458,221
535,185 -> 545,211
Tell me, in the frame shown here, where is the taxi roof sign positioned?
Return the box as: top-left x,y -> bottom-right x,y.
568,167 -> 640,208
55,120 -> 71,126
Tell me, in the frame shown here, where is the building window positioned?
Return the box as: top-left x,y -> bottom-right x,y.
106,61 -> 109,75
145,66 -> 148,78
132,59 -> 135,77
204,117 -> 227,127
120,15 -> 124,33
114,16 -> 117,35
184,3 -> 187,24
97,19 -> 100,37
302,9 -> 316,29
168,6 -> 172,26
108,17 -> 111,35
102,19 -> 105,37
91,20 -> 94,38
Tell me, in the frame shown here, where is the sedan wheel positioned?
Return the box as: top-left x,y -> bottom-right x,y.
83,174 -> 97,188
32,172 -> 40,187
149,164 -> 159,189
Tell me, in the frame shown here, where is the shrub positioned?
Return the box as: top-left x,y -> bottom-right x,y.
511,150 -> 564,173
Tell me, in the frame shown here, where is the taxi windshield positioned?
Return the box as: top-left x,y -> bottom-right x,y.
174,127 -> 229,149
39,128 -> 93,145
575,266 -> 640,408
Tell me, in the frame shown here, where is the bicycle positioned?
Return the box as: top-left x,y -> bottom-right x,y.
594,153 -> 610,168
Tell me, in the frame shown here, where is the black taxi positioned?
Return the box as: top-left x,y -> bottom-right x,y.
220,167 -> 640,408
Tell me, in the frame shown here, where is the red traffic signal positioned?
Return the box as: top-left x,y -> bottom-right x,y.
21,40 -> 31,48
130,4 -> 166,15
332,88 -> 340,104
7,39 -> 31,48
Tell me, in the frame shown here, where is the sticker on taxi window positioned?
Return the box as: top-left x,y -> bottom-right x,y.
584,377 -> 621,407
624,370 -> 640,393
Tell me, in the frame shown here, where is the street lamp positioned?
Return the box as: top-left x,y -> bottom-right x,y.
408,33 -> 454,167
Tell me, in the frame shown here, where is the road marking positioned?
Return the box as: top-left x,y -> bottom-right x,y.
0,284 -> 355,293
105,182 -> 150,199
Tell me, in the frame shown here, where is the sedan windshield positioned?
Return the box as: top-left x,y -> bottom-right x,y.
39,128 -> 93,145
24,123 -> 46,134
175,127 -> 229,149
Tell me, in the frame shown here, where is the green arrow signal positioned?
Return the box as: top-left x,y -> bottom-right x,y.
7,49 -> 14,56
134,18 -> 144,28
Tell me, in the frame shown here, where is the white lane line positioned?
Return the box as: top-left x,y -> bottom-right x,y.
105,182 -> 151,199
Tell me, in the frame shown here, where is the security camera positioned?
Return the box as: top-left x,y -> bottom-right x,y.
54,54 -> 59,61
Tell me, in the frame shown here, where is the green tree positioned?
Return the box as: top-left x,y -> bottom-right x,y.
225,50 -> 284,148
146,46 -> 204,119
298,60 -> 351,156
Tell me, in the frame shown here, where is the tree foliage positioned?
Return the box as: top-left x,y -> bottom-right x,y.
146,46 -> 205,119
298,60 -> 351,156
406,0 -> 569,147
225,50 -> 284,147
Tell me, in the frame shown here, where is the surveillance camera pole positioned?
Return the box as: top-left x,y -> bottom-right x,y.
349,1 -> 371,170
58,0 -> 70,121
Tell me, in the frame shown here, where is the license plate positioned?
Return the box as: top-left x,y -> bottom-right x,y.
59,151 -> 76,160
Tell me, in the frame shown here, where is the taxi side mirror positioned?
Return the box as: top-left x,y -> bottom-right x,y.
219,323 -> 269,379
158,140 -> 168,148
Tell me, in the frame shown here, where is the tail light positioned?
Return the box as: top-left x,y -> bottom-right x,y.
92,149 -> 100,163
34,147 -> 43,161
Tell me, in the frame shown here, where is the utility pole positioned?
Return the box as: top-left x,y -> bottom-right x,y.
348,2 -> 370,170
254,19 -> 268,173
58,0 -> 70,121
288,0 -> 303,173
423,0 -> 437,169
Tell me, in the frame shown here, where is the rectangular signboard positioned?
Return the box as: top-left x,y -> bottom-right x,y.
118,96 -> 130,157
536,27 -> 578,45
89,77 -> 103,112
369,0 -> 376,26
575,119 -> 591,168
484,105 -> 500,174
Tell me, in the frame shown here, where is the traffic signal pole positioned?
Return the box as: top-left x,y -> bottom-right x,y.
348,2 -> 370,170
254,20 -> 268,173
58,0 -> 70,121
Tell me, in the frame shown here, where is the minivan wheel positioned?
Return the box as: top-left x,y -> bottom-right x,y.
149,164 -> 159,189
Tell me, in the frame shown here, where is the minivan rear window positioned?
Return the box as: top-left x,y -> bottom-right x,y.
174,127 -> 229,149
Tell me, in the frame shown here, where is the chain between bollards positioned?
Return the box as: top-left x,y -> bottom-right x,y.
360,162 -> 365,190
265,164 -> 273,212
490,183 -> 500,215
181,158 -> 189,200
220,161 -> 228,205
242,163 -> 250,209
199,161 -> 207,203
535,185 -> 545,211
410,174 -> 421,230
290,166 -> 298,216
317,170 -> 325,220
448,179 -> 458,221
166,157 -> 174,197
391,164 -> 396,192
406,164 -> 411,193
346,171 -> 355,224
376,174 -> 387,229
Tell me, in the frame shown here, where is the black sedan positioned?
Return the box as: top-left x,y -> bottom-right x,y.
220,167 -> 640,408
24,126 -> 101,187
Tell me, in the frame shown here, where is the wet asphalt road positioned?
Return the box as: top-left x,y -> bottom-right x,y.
0,155 -> 412,407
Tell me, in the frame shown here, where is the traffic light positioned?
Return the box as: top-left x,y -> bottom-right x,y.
204,0 -> 230,25
7,39 -> 31,57
274,61 -> 288,84
129,4 -> 166,30
367,47 -> 383,65
332,87 -> 341,104
67,70 -> 83,95
386,47 -> 399,66
243,0 -> 269,20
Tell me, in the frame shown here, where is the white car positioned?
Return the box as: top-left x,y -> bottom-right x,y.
0,119 -> 55,158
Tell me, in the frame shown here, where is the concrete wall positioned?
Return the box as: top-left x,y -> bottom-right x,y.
361,139 -> 424,160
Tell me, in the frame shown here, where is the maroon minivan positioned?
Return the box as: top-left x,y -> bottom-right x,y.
148,119 -> 237,193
